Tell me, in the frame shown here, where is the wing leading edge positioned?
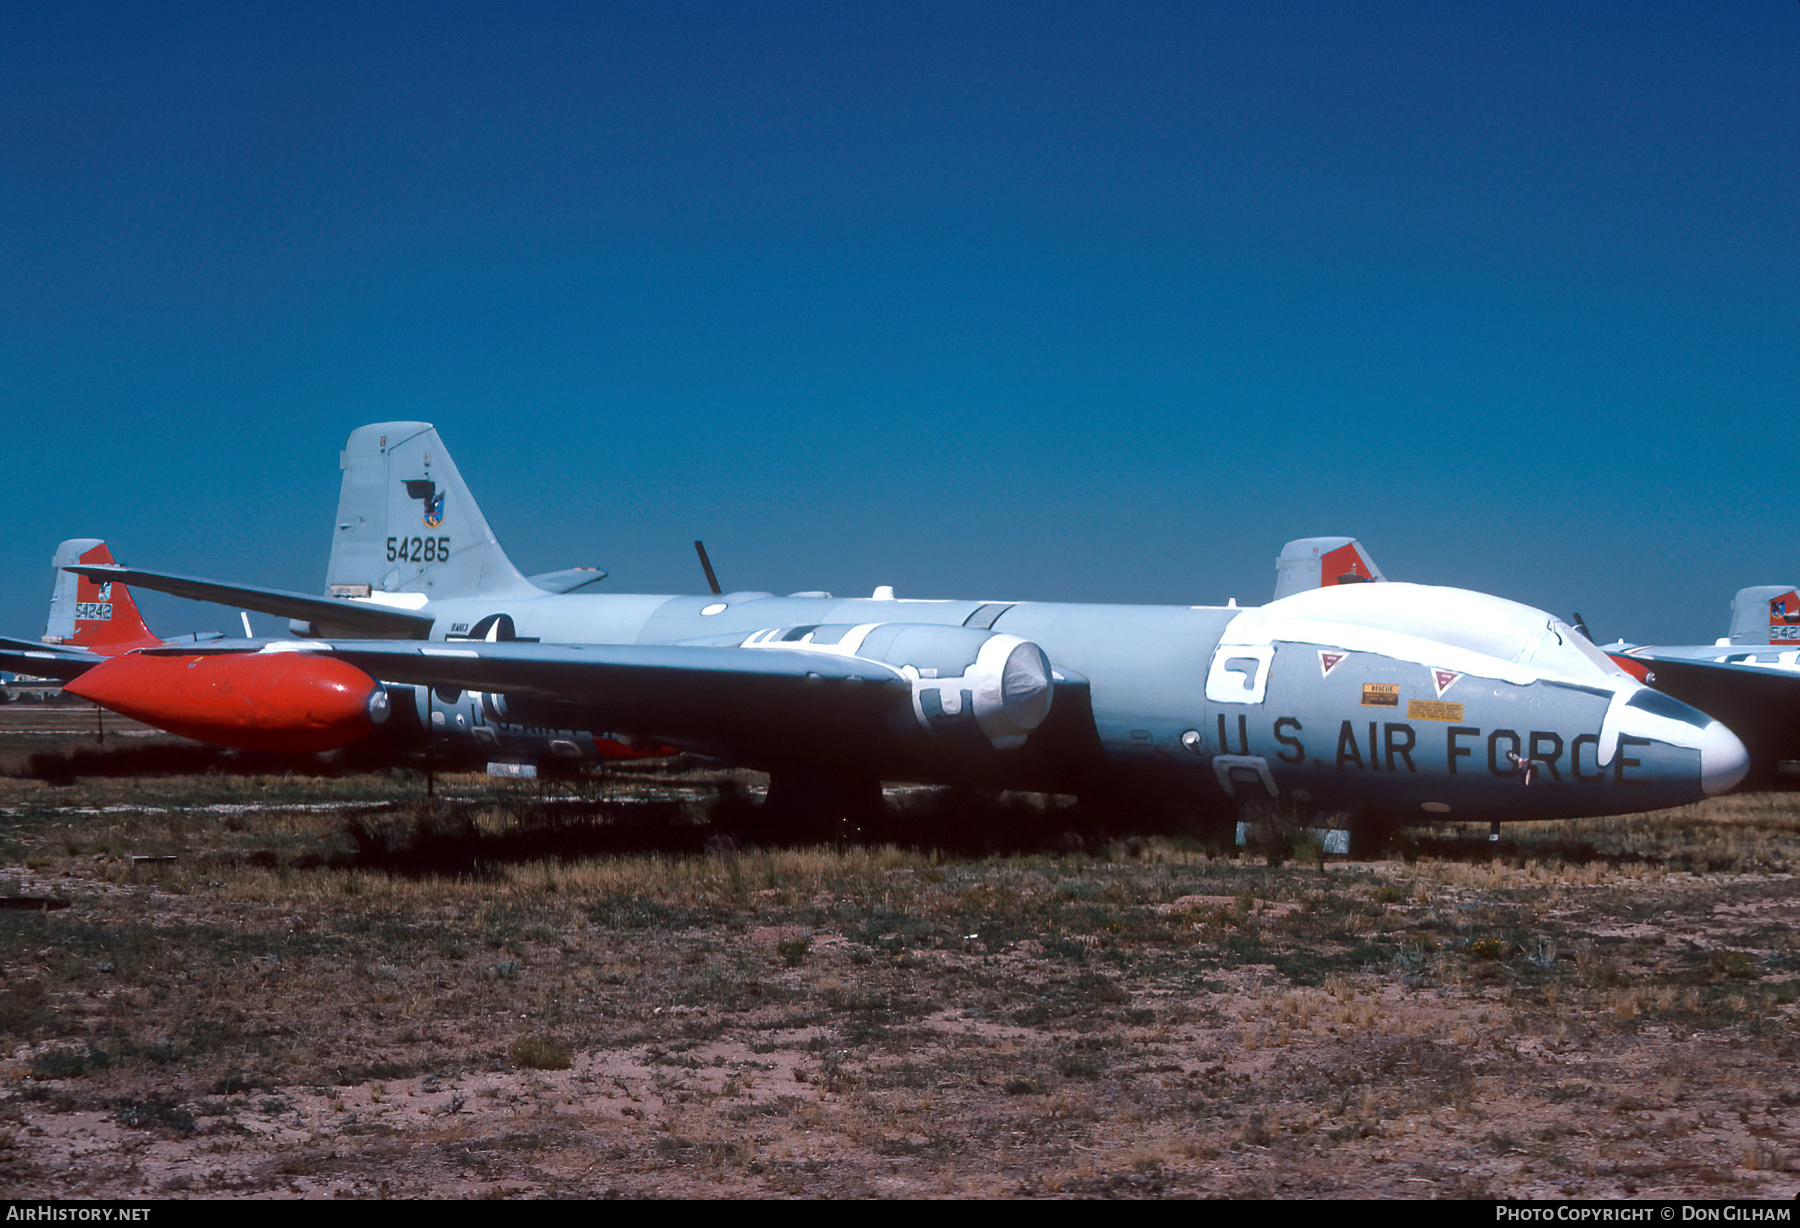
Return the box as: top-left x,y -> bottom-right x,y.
133,632 -> 1084,771
62,564 -> 435,639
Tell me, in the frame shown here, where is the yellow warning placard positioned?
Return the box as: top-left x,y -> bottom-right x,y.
1361,683 -> 1400,707
1407,699 -> 1465,722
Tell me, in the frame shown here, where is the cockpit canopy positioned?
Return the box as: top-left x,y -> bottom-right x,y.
1240,583 -> 1628,686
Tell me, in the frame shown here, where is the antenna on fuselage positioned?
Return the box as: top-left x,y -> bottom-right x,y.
694,541 -> 723,596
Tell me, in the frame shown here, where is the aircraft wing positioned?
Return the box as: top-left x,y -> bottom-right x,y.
62,564 -> 435,639
135,638 -> 918,757
1618,652 -> 1800,783
0,635 -> 99,682
131,634 -> 1085,764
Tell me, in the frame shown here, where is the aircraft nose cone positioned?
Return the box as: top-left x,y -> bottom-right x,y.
1606,686 -> 1751,802
1699,719 -> 1750,797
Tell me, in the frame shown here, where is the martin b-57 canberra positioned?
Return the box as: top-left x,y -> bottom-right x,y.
40,422 -> 1749,839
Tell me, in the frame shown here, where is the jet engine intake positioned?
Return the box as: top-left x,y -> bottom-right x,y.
906,632 -> 1053,750
737,623 -> 1054,750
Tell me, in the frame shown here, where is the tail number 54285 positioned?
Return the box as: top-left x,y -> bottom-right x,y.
387,536 -> 450,563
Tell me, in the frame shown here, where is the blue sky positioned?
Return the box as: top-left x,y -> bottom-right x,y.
3,2 -> 1795,645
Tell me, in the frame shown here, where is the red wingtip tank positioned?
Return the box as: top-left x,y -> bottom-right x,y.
65,651 -> 388,754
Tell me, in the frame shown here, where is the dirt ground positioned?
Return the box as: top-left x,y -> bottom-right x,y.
0,714 -> 1796,1199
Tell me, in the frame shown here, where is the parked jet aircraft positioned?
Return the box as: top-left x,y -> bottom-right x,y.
12,532 -> 1387,768
1605,586 -> 1800,788
0,539 -> 664,767
47,422 -> 1749,836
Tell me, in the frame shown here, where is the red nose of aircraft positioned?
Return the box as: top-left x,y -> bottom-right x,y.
66,651 -> 387,754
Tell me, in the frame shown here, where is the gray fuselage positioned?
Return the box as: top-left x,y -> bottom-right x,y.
405,582 -> 1730,821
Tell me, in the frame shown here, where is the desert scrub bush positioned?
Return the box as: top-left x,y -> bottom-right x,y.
1709,949 -> 1761,982
1187,892 -> 1255,929
776,936 -> 811,967
1057,1055 -> 1105,1080
1577,947 -> 1623,989
115,1098 -> 197,1136
29,1046 -> 106,1079
509,1035 -> 573,1070
1072,971 -> 1132,1006
1389,936 -> 1436,986
0,979 -> 52,1039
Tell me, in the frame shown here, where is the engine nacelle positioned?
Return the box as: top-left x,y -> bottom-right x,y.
443,623 -> 1056,756
410,686 -> 669,762
737,622 -> 1055,750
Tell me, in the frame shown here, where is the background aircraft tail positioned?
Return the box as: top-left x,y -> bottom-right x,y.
1728,585 -> 1800,645
1272,537 -> 1386,601
43,540 -> 161,654
327,422 -> 530,601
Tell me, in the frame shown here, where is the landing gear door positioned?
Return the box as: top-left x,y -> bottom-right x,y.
1205,645 -> 1274,706
1212,754 -> 1277,798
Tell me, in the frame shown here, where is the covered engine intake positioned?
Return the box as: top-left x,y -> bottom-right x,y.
736,622 -> 1055,750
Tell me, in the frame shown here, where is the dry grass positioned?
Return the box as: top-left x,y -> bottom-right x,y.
0,722 -> 1796,1197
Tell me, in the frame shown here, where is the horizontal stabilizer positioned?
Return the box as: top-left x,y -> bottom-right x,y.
528,567 -> 610,594
0,635 -> 99,682
62,564 -> 435,639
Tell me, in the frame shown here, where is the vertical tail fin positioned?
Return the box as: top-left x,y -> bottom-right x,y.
1728,585 -> 1800,645
45,540 -> 161,654
1272,537 -> 1386,601
327,422 -> 529,600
